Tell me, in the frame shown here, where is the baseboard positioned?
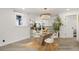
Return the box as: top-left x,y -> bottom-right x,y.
0,36 -> 30,47
59,37 -> 74,39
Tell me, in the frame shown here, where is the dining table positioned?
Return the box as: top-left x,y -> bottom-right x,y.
40,32 -> 53,46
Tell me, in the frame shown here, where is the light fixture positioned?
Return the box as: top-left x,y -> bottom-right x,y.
66,8 -> 70,11
40,8 -> 51,20
22,8 -> 25,9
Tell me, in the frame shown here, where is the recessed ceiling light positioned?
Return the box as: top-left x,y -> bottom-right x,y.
66,9 -> 70,11
22,8 -> 25,10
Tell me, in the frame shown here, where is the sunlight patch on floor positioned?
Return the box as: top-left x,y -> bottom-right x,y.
21,41 -> 40,49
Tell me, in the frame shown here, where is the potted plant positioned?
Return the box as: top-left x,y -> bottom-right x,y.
53,16 -> 63,38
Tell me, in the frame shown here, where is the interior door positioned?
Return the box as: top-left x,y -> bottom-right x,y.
65,15 -> 77,38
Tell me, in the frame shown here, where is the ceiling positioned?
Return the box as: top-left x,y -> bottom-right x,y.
13,8 -> 79,16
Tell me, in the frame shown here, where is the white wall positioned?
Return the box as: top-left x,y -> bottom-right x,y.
59,11 -> 78,38
77,14 -> 79,41
0,9 -> 30,46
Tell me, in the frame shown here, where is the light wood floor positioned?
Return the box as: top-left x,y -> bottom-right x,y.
0,38 -> 79,51
21,38 -> 59,51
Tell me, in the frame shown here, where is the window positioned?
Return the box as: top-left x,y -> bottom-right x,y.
16,15 -> 22,26
15,12 -> 26,27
